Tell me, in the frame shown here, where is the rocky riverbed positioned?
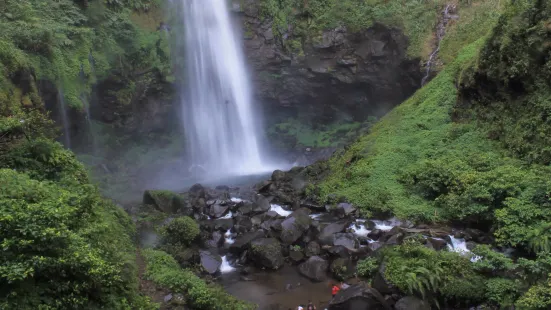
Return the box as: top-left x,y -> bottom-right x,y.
133,167 -> 494,310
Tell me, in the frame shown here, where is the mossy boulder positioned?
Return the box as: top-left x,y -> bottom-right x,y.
249,238 -> 284,270
143,190 -> 183,213
330,257 -> 356,281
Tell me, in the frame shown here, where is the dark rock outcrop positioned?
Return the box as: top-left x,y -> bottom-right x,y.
333,233 -> 359,250
143,190 -> 181,213
298,256 -> 328,282
305,241 -> 321,257
230,230 -> 266,253
199,250 -> 221,274
319,221 -> 350,244
280,208 -> 312,244
330,257 -> 356,280
372,264 -> 396,295
328,284 -> 391,310
249,238 -> 284,269
236,3 -> 422,126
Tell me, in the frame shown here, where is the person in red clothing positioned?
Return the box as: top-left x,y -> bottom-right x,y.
331,283 -> 340,297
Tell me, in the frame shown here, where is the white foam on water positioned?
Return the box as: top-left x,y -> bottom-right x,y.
221,211 -> 233,219
224,229 -> 235,244
349,222 -> 371,237
310,213 -> 323,220
270,204 -> 292,217
447,235 -> 482,262
220,255 -> 235,273
372,218 -> 400,231
230,197 -> 243,203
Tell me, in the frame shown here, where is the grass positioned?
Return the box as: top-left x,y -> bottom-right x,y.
317,40 -> 487,220
268,118 -> 369,148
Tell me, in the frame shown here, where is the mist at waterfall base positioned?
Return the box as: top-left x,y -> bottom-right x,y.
176,0 -> 283,178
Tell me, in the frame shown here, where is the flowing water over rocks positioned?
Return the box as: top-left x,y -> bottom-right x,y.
136,167 -> 492,309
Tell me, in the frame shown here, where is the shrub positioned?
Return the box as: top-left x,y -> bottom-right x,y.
142,249 -> 255,310
383,239 -> 486,305
161,216 -> 200,246
356,257 -> 378,278
0,168 -> 153,309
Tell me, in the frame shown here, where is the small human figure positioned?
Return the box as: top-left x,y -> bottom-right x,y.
331,283 -> 340,297
297,305 -> 304,310
307,300 -> 317,310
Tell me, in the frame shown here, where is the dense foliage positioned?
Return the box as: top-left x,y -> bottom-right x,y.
142,249 -> 255,310
161,216 -> 200,246
0,0 -> 170,110
259,0 -> 503,60
315,0 -> 551,307
0,140 -> 153,309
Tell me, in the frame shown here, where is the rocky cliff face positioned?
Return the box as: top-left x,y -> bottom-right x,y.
234,0 -> 422,125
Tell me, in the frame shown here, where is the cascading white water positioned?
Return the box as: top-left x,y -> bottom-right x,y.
179,0 -> 265,175
57,89 -> 71,149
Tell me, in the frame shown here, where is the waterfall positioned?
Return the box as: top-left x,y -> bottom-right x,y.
178,0 -> 265,176
220,255 -> 235,273
57,89 -> 71,149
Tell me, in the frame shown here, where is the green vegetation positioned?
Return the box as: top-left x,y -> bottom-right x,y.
267,118 -> 373,149
259,0 -> 445,57
316,0 -> 551,252
0,0 -> 170,110
383,239 -> 485,305
0,139 -> 154,309
161,216 -> 200,246
259,0 -> 503,59
142,249 -> 255,310
356,256 -> 378,278
377,239 -> 551,308
313,0 -> 551,307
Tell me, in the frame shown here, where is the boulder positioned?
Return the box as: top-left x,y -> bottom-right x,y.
237,201 -> 254,215
209,204 -> 229,218
251,214 -> 264,227
394,296 -> 430,310
230,230 -> 266,253
189,183 -> 206,199
319,221 -> 349,244
143,190 -> 180,213
298,256 -> 328,282
372,264 -> 396,295
426,237 -> 448,251
199,250 -> 221,274
213,218 -> 234,231
328,284 -> 391,310
280,208 -> 312,244
289,248 -> 305,263
271,170 -> 286,183
368,229 -> 383,240
234,215 -> 253,233
249,238 -> 284,269
305,241 -> 321,257
336,203 -> 357,217
330,257 -> 355,280
368,242 -> 384,252
333,233 -> 359,250
252,194 -> 271,213
204,231 -> 223,248
327,245 -> 351,258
